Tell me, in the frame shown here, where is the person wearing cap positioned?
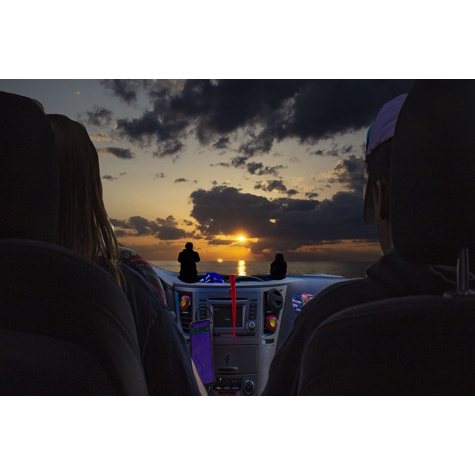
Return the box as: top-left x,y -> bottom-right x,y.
361,94 -> 406,254
262,88 -> 469,396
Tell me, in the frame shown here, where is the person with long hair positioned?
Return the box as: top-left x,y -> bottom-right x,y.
47,114 -> 203,395
47,115 -> 122,285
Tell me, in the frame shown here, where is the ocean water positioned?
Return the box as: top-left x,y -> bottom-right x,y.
151,260 -> 373,279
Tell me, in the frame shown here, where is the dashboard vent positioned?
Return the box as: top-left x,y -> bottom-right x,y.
181,313 -> 193,335
178,292 -> 193,334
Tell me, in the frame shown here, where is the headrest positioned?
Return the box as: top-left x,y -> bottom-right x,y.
0,91 -> 59,242
391,80 -> 475,266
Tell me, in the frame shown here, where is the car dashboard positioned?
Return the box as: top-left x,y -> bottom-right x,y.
154,268 -> 345,395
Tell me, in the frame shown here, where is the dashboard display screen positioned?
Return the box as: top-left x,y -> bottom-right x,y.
212,304 -> 244,328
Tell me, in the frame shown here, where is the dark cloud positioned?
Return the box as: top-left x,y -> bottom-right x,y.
230,156 -> 249,167
154,172 -> 166,179
101,80 -> 186,106
328,155 -> 365,192
84,106 -> 113,127
180,178 -> 198,184
155,216 -> 189,240
100,80 -> 153,104
254,179 -> 299,196
212,136 -> 231,149
97,147 -> 135,159
213,155 -> 285,177
110,215 -> 188,241
312,144 -> 355,158
105,79 -> 413,159
102,174 -> 117,181
189,185 -> 378,255
305,191 -> 320,200
190,186 -> 274,238
115,107 -> 188,158
246,162 -> 284,177
191,157 -> 377,254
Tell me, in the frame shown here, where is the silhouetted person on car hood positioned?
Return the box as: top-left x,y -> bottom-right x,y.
178,242 -> 200,283
270,253 -> 287,280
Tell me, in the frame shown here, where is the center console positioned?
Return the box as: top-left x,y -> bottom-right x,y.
176,284 -> 286,396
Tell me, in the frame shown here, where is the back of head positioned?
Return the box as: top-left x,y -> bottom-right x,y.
47,114 -> 121,284
47,115 -> 102,255
391,80 -> 475,265
0,91 -> 59,242
185,242 -> 193,250
363,94 -> 408,224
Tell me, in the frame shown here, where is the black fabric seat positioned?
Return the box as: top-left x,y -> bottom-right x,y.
0,240 -> 149,395
0,91 -> 148,395
298,296 -> 475,395
298,80 -> 475,395
0,331 -> 119,395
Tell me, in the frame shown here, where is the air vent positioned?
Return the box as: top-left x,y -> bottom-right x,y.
178,292 -> 193,334
180,313 -> 192,334
263,288 -> 283,335
267,288 -> 283,312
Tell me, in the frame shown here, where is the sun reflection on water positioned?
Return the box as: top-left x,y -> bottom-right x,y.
238,260 -> 247,276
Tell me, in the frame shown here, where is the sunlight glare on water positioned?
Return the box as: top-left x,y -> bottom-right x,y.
151,260 -> 372,279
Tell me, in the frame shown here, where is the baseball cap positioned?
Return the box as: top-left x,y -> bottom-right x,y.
363,93 -> 408,224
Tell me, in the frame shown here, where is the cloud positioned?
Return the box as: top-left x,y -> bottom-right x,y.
254,179 -> 299,196
90,133 -> 121,143
109,155 -> 374,254
104,79 -> 413,159
154,172 -> 166,179
191,187 -> 377,254
84,106 -> 113,127
212,155 -> 285,177
100,80 -> 185,106
174,176 -> 203,185
99,79 -> 153,104
96,147 -> 135,159
328,155 -> 365,192
246,162 -> 284,176
102,172 -> 126,181
189,184 -> 378,255
305,192 -> 319,199
155,216 -> 190,240
111,215 -> 188,241
115,107 -> 188,157
212,136 -> 231,149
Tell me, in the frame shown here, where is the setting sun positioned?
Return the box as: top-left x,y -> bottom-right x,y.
237,236 -> 246,242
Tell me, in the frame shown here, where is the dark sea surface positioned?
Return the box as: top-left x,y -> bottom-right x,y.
151,260 -> 373,279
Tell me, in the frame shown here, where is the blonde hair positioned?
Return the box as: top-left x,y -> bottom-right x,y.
47,114 -> 123,286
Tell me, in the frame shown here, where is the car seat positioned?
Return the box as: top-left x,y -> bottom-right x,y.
298,80 -> 475,395
0,91 -> 148,395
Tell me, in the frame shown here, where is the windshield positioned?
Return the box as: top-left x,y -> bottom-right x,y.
0,79 -> 414,277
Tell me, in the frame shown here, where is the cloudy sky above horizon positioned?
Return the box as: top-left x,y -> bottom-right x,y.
0,79 -> 413,262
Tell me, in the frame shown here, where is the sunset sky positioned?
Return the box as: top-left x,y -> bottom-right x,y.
0,79 -> 413,262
